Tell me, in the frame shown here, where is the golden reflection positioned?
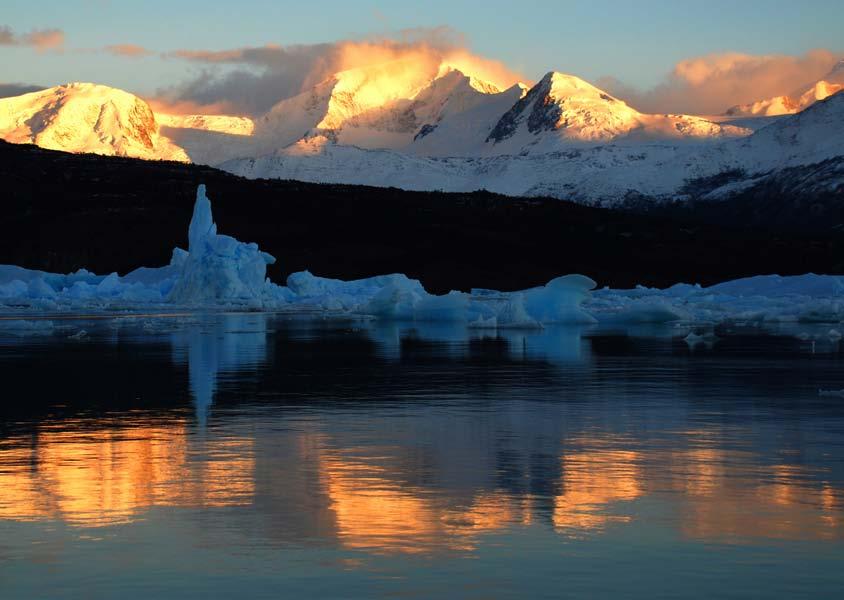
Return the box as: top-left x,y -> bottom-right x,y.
672,449 -> 843,542
553,447 -> 643,533
319,451 -> 529,554
0,424 -> 254,527
444,491 -> 533,536
2,423 -> 843,547
320,453 -> 450,554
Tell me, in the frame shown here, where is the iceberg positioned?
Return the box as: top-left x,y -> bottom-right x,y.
166,184 -> 281,307
1,184 -> 843,329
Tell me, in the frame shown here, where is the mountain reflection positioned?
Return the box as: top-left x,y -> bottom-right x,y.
0,315 -> 842,555
553,443 -> 643,533
0,426 -> 255,527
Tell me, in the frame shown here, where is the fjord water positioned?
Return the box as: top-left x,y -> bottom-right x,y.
1,314 -> 842,598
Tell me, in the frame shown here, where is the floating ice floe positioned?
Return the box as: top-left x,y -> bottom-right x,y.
2,185 -> 844,327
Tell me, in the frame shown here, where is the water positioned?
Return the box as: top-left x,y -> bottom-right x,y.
1,313 -> 843,598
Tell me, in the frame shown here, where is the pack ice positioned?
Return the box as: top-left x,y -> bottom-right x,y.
1,185 -> 843,327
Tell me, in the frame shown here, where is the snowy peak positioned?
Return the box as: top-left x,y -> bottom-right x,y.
738,88 -> 844,168
265,59 -> 503,138
258,61 -> 509,153
0,83 -> 188,161
487,71 -> 743,150
544,71 -> 617,99
316,57 -> 441,131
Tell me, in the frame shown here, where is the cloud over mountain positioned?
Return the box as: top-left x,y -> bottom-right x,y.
601,49 -> 841,115
156,27 -> 523,116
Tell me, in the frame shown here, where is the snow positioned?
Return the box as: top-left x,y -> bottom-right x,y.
0,83 -> 188,162
156,114 -> 254,136
483,71 -> 747,157
224,90 -> 844,205
1,186 -> 844,332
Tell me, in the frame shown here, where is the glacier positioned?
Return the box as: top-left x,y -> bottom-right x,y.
2,185 -> 844,327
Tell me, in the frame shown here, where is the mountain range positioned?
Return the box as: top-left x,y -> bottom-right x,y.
1,57 -> 842,207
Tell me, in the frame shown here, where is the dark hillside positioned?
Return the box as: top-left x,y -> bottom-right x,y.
1,140 -> 841,293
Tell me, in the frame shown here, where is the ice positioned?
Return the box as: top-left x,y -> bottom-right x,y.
495,293 -> 543,329
522,275 -> 598,324
287,271 -> 425,314
1,185 -> 843,329
708,274 -> 844,297
414,291 -> 470,322
596,300 -> 689,324
167,185 -> 280,307
0,319 -> 54,336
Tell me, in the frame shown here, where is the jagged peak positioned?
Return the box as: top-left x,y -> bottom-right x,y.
538,71 -> 607,97
435,64 -> 502,94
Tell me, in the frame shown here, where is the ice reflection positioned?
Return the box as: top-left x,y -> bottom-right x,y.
367,321 -> 589,365
170,313 -> 269,424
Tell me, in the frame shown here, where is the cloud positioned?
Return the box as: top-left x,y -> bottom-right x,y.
0,82 -> 45,98
600,49 -> 842,115
144,96 -> 239,116
157,27 -> 524,116
103,43 -> 152,58
0,25 -> 64,51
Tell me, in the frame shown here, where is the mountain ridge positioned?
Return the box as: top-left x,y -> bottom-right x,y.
0,62 -> 842,208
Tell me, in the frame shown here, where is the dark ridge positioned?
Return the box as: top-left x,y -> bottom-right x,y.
642,158 -> 844,232
1,139 -> 842,293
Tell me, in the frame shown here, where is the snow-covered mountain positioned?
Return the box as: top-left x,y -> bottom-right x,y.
725,60 -> 844,117
224,90 -> 844,204
0,83 -> 189,161
0,63 -> 746,163
486,72 -> 747,154
252,62 -> 524,157
1,61 -> 842,208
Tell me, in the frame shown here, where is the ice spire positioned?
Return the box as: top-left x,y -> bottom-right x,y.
187,184 -> 217,254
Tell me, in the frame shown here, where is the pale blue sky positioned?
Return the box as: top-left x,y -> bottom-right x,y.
2,0 -> 842,96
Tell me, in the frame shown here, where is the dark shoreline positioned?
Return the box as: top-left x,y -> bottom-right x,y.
2,140 -> 842,294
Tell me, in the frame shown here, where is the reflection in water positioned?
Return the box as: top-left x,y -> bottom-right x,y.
553,443 -> 643,534
0,427 -> 255,527
1,315 -> 844,596
666,442 -> 843,543
317,447 -> 533,554
171,313 -> 269,424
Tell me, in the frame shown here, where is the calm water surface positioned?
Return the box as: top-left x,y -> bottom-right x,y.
0,314 -> 843,598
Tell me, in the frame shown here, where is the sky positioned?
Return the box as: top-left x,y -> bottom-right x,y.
2,0 -> 843,115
